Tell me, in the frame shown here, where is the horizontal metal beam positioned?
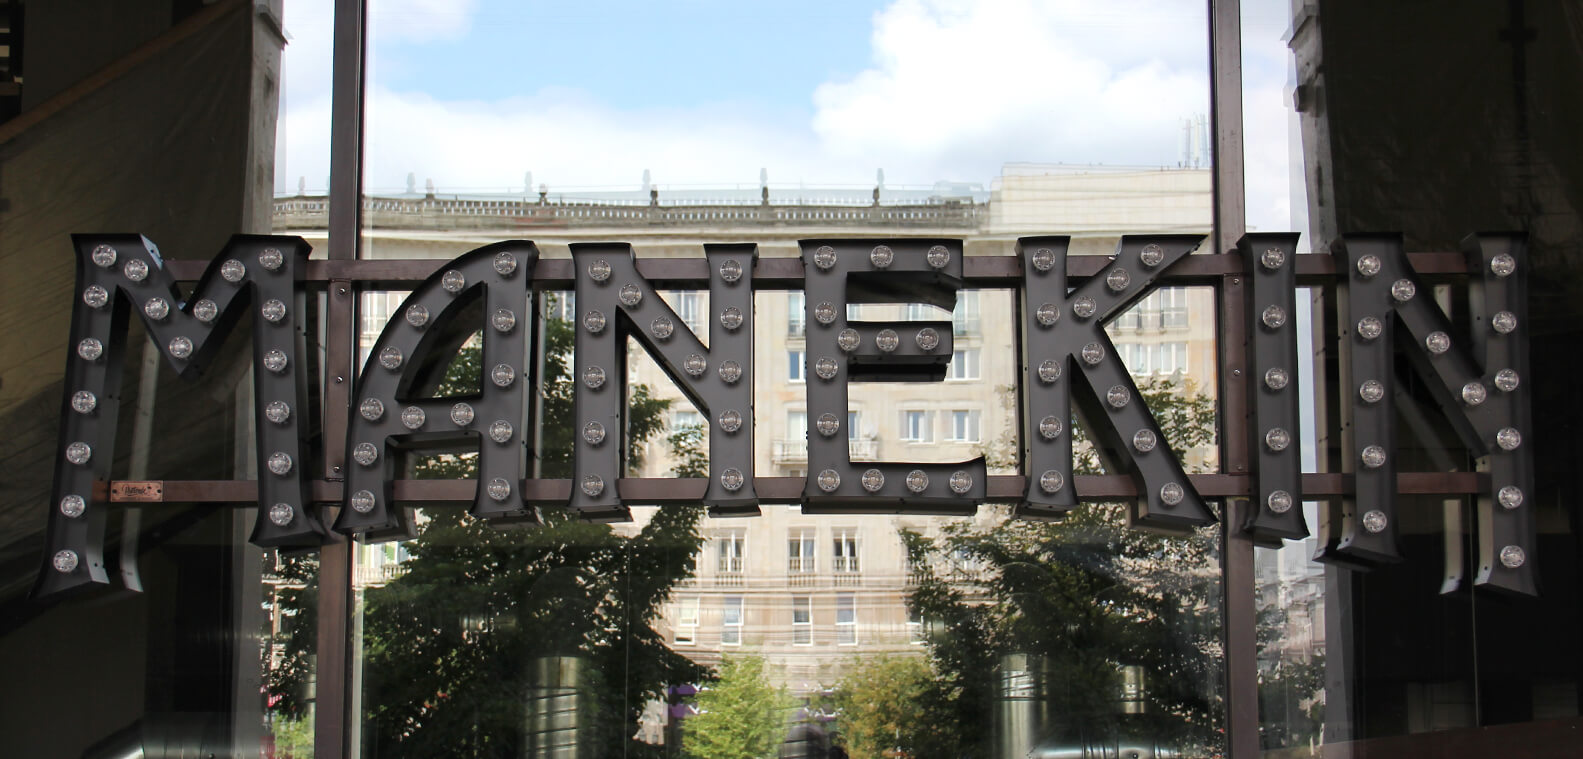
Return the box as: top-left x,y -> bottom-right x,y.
163,252 -> 1475,287
105,471 -> 1487,506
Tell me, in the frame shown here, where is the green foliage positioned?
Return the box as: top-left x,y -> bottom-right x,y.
268,713 -> 314,758
830,655 -> 953,759
906,377 -> 1224,757
667,423 -> 710,478
682,655 -> 793,759
263,552 -> 318,722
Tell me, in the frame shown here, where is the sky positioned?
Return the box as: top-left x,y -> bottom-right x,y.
273,0 -> 1304,235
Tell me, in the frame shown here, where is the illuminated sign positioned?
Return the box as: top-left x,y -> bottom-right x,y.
36,233 -> 1535,597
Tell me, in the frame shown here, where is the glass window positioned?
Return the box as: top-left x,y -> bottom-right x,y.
900,410 -> 934,442
792,595 -> 813,645
676,597 -> 700,645
788,529 -> 816,574
722,596 -> 743,646
836,594 -> 857,645
544,291 -> 576,321
833,528 -> 861,574
674,291 -> 704,334
953,291 -> 981,336
948,349 -> 981,380
949,410 -> 981,442
908,606 -> 925,644
788,411 -> 807,441
716,530 -> 745,575
672,410 -> 702,430
787,292 -> 805,336
1160,287 -> 1189,328
788,349 -> 805,382
847,410 -> 862,440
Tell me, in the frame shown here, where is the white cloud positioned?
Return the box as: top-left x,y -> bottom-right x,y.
276,0 -> 1304,203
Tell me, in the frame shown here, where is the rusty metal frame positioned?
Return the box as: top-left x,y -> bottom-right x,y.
110,253 -> 1490,514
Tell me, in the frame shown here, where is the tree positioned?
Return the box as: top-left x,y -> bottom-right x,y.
906,376 -> 1224,758
682,655 -> 793,759
268,294 -> 710,758
830,655 -> 952,759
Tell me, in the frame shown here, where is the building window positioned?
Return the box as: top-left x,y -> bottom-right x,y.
676,597 -> 700,645
788,529 -> 816,575
792,595 -> 813,645
788,292 -> 805,336
789,350 -> 805,382
900,410 -> 934,442
788,411 -> 807,441
717,530 -> 745,575
948,410 -> 981,442
544,291 -> 576,322
847,410 -> 861,440
672,410 -> 703,431
836,593 -> 857,645
1159,287 -> 1189,328
953,291 -> 981,336
360,292 -> 401,345
908,606 -> 925,644
948,349 -> 981,380
722,596 -> 743,646
833,528 -> 860,574
675,291 -> 704,334
1116,305 -> 1142,330
1158,342 -> 1188,374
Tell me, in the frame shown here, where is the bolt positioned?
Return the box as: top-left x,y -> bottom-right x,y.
334,375 -> 344,384
338,286 -> 349,295
1232,278 -> 1241,285
332,465 -> 343,474
1232,369 -> 1242,377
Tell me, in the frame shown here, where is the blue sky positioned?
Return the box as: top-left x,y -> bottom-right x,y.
276,0 -> 1299,232
368,1 -> 885,113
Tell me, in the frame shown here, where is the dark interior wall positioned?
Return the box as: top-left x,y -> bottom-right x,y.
19,0 -> 174,109
1300,0 -> 1583,742
0,2 -> 279,755
0,0 -> 263,600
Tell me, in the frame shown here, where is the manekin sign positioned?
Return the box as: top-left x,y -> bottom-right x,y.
37,233 -> 1535,597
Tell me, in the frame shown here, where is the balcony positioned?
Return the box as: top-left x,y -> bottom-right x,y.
716,557 -> 745,587
773,438 -> 880,464
788,556 -> 817,586
832,556 -> 862,585
354,562 -> 407,588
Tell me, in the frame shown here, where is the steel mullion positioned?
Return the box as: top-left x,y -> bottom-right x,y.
313,0 -> 366,757
1206,0 -> 1261,755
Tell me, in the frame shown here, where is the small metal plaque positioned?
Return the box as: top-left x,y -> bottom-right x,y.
110,481 -> 165,503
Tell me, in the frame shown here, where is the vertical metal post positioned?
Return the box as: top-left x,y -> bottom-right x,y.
1208,0 -> 1258,757
315,0 -> 366,757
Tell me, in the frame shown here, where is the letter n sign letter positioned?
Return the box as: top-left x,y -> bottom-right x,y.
41,235 -> 325,597
1331,234 -> 1535,595
570,243 -> 759,519
1016,235 -> 1215,531
799,239 -> 985,511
